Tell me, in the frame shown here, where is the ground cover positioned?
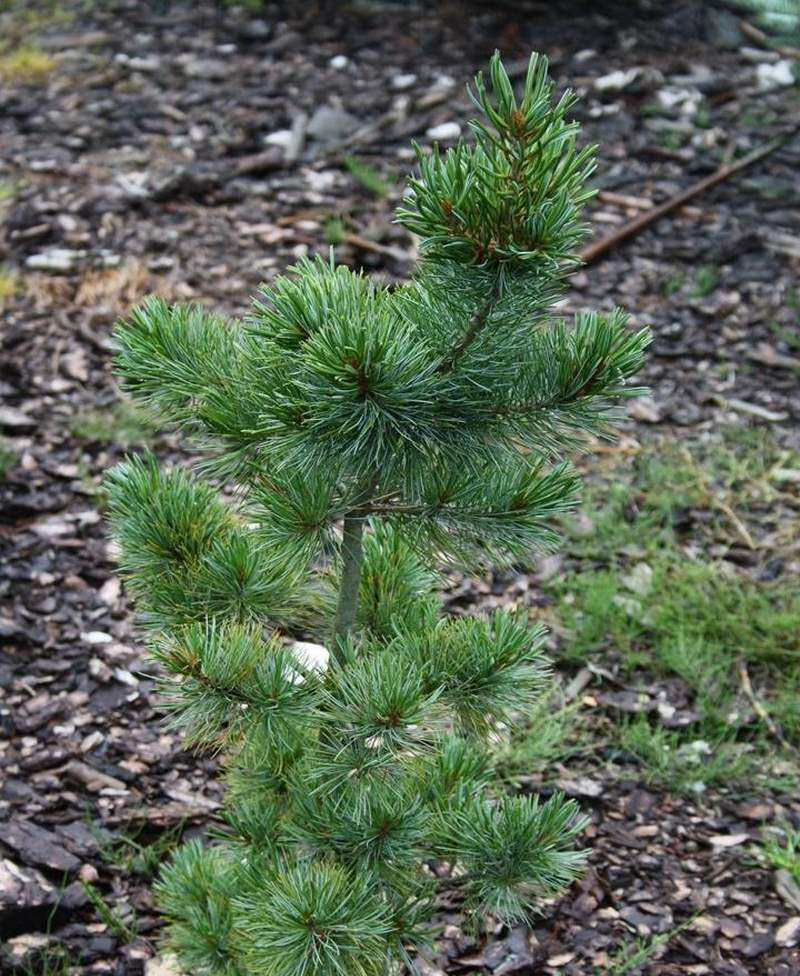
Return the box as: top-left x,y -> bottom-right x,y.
1,1 -> 799,973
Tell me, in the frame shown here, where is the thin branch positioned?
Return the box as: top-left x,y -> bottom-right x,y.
331,476 -> 379,657
580,122 -> 800,265
439,272 -> 503,373
738,658 -> 794,752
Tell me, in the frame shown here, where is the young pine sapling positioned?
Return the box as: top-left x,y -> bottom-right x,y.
107,53 -> 649,976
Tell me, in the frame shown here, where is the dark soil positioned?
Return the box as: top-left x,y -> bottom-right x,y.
1,1 -> 799,973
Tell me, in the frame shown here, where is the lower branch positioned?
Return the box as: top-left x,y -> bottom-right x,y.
332,508 -> 367,652
331,476 -> 379,657
439,271 -> 503,373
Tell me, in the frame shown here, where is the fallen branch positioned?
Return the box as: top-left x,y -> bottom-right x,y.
580,123 -> 800,265
341,230 -> 413,264
738,18 -> 800,59
738,658 -> 793,751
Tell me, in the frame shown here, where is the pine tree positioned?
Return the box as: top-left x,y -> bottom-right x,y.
106,53 -> 650,976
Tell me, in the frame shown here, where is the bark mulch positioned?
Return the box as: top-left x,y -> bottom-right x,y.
1,1 -> 799,973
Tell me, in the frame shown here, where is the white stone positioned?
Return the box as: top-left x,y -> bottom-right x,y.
128,55 -> 161,72
82,631 -> 113,645
304,169 -> 337,192
329,55 -> 349,70
146,955 -> 182,976
26,249 -> 86,272
594,67 -> 641,91
620,562 -> 653,596
391,72 -> 417,90
656,86 -> 703,114
264,129 -> 294,148
31,518 -> 71,539
25,248 -> 120,272
756,60 -> 795,90
291,641 -> 330,673
114,668 -> 139,687
81,731 -> 105,753
426,121 -> 461,141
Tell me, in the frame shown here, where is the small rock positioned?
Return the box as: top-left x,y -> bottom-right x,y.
756,60 -> 795,90
594,67 -> 641,91
568,512 -> 595,537
114,668 -> 139,687
291,641 -> 330,673
555,776 -> 602,798
233,18 -> 270,41
329,55 -> 349,70
2,820 -> 81,874
83,631 -> 113,645
81,730 -> 105,753
5,933 -> 51,962
431,73 -> 456,91
391,72 -> 417,90
64,759 -> 128,793
26,248 -> 86,271
776,916 -> 800,947
546,952 -> 576,967
413,960 -> 446,976
775,869 -> 800,912
426,121 -> 461,141
89,657 -> 113,682
25,249 -> 120,272
620,562 -> 653,596
655,86 -> 703,115
0,859 -> 82,938
183,57 -> 229,79
0,406 -> 35,432
749,342 -> 800,371
123,54 -> 161,73
31,518 -> 71,539
264,129 -> 294,149
739,45 -> 781,64
146,955 -> 182,976
61,349 -> 89,383
415,75 -> 456,109
307,105 -> 359,145
627,395 -> 662,423
535,554 -> 563,582
708,832 -> 749,848
741,931 -> 774,957
79,863 -> 99,884
98,577 -> 121,606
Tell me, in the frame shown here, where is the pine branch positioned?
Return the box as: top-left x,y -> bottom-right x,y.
332,475 -> 380,652
439,271 -> 503,373
333,509 -> 368,648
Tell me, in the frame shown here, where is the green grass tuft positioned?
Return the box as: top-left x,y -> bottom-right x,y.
511,430 -> 800,792
70,400 -> 158,448
0,267 -> 21,304
761,823 -> 800,882
98,820 -> 186,880
692,264 -> 719,297
0,438 -> 17,478
343,157 -> 394,197
80,881 -> 137,943
0,43 -> 54,82
618,717 -> 751,794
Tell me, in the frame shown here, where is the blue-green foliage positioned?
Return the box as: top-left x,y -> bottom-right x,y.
107,52 -> 649,976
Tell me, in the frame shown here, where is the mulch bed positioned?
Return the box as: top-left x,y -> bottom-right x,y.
1,1 -> 799,972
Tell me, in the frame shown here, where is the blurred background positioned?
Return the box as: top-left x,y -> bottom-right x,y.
1,1 -> 799,974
